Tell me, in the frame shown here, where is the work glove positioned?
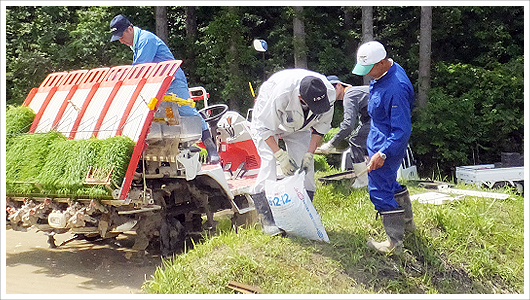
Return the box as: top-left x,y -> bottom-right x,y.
301,152 -> 314,172
274,149 -> 299,176
317,141 -> 336,154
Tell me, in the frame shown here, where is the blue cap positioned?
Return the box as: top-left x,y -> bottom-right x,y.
110,14 -> 132,42
326,75 -> 348,86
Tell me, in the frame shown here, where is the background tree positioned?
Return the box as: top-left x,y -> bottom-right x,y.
292,6 -> 307,69
155,6 -> 168,43
361,6 -> 373,85
417,6 -> 432,109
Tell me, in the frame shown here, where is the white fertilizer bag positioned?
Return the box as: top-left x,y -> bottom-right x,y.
264,170 -> 329,242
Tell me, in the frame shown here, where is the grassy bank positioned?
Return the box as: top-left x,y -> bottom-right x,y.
142,170 -> 525,294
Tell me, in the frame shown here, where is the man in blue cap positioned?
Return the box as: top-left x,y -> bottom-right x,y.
110,14 -> 220,164
351,41 -> 415,254
319,75 -> 370,188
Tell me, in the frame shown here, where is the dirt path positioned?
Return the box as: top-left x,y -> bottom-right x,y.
3,227 -> 162,295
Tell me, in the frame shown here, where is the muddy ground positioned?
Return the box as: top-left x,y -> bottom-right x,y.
3,227 -> 162,296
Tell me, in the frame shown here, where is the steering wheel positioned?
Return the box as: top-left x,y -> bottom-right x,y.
198,104 -> 229,124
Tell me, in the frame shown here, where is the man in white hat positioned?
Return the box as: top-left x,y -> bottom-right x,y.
352,41 -> 415,253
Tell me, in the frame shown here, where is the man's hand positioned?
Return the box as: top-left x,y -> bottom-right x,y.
317,141 -> 336,154
367,151 -> 386,172
274,149 -> 299,176
301,152 -> 314,172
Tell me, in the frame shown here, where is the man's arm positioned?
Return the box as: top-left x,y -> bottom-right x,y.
328,91 -> 357,146
308,131 -> 323,153
264,136 -> 281,153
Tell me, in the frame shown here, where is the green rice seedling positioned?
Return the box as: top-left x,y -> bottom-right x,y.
322,127 -> 339,143
95,135 -> 135,187
5,105 -> 35,146
58,138 -> 102,190
6,129 -> 136,197
314,154 -> 332,171
6,131 -> 67,185
37,138 -> 77,193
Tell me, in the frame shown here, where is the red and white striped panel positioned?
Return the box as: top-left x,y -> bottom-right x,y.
118,60 -> 182,200
23,72 -> 68,117
52,67 -> 110,136
30,70 -> 88,133
117,60 -> 181,142
71,65 -> 134,140
21,60 -> 183,200
94,63 -> 157,140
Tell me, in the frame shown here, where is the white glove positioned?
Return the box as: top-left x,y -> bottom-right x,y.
318,141 -> 335,154
274,149 -> 298,176
301,152 -> 314,172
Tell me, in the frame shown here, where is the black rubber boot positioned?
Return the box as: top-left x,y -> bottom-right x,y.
367,208 -> 405,254
307,190 -> 314,202
201,129 -> 220,164
251,191 -> 282,236
394,185 -> 416,232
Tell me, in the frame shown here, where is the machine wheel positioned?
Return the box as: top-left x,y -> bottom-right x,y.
159,215 -> 186,258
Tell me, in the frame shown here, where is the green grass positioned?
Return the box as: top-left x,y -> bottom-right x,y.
143,168 -> 525,294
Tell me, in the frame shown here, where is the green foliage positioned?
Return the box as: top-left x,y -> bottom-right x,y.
195,7 -> 259,112
411,57 -> 524,177
5,6 -> 78,105
68,7 -> 122,68
430,7 -> 524,67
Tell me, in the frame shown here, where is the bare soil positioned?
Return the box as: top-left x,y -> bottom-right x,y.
3,227 -> 162,295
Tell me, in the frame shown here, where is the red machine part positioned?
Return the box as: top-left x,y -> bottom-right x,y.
218,139 -> 261,172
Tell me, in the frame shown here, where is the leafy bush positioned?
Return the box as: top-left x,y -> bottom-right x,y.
411,57 -> 524,178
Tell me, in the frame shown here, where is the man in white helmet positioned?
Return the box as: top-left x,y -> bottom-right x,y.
352,41 -> 415,254
250,69 -> 335,235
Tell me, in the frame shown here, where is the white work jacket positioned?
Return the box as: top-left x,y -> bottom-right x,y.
251,69 -> 336,140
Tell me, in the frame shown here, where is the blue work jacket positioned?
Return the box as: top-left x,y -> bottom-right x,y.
367,61 -> 414,211
131,27 -> 190,99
